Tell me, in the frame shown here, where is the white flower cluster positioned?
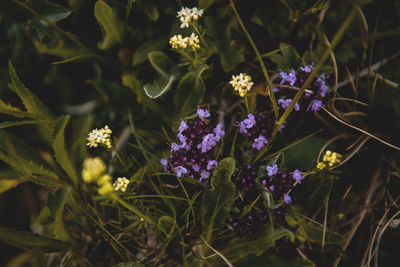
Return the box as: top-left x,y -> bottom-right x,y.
176,7 -> 204,28
169,33 -> 200,51
87,125 -> 112,149
229,73 -> 254,97
113,177 -> 130,192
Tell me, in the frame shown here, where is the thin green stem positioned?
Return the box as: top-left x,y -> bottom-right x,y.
244,96 -> 250,113
229,0 -> 279,119
111,193 -> 156,226
253,6 -> 358,163
191,23 -> 209,49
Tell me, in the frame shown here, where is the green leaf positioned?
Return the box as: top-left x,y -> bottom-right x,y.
174,72 -> 206,117
201,158 -> 236,239
147,51 -> 173,79
0,178 -> 26,194
300,224 -> 343,245
52,115 -> 78,186
8,62 -> 52,120
0,120 -> 43,129
35,39 -> 84,59
284,137 -> 327,170
204,16 -> 245,71
0,99 -> 33,118
199,0 -> 215,9
143,76 -> 176,99
94,0 -> 123,50
0,226 -> 70,253
220,227 -> 294,261
132,38 -> 167,66
48,188 -> 71,242
144,5 -> 159,21
269,43 -> 301,70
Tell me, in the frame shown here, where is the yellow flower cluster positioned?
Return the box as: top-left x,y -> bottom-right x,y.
82,157 -> 107,183
316,150 -> 342,170
176,7 -> 204,28
229,73 -> 254,97
81,157 -> 114,195
169,33 -> 200,51
113,177 -> 130,192
87,125 -> 112,149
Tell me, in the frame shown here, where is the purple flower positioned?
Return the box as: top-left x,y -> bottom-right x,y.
269,185 -> 275,191
287,69 -> 297,86
171,142 -> 180,151
273,87 -> 279,93
317,78 -> 329,97
179,120 -> 188,133
252,135 -> 268,150
200,170 -> 210,179
160,158 -> 168,171
175,166 -> 188,178
279,71 -> 288,84
192,164 -> 201,172
239,114 -> 256,133
275,120 -> 286,132
197,133 -> 217,152
292,169 -> 303,183
207,160 -> 218,170
307,99 -> 323,111
283,193 -> 292,204
278,98 -> 300,111
197,107 -> 210,119
177,133 -> 187,144
266,164 -> 278,176
300,64 -> 314,73
213,123 -> 225,141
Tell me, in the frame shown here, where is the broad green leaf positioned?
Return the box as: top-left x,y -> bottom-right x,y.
199,0 -> 214,9
174,72 -> 205,117
0,120 -> 42,129
0,99 -> 33,118
0,130 -> 59,184
147,51 -> 173,79
143,76 -> 176,99
0,178 -> 26,194
94,0 -> 123,50
300,223 -> 343,245
204,16 -> 245,71
35,40 -> 84,59
269,43 -> 301,70
8,62 -> 52,120
132,38 -> 167,66
284,137 -> 327,170
201,158 -> 236,239
52,115 -> 79,186
0,226 -> 70,253
219,227 -> 294,262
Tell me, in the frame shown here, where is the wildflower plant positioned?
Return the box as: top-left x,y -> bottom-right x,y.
0,1 -> 399,267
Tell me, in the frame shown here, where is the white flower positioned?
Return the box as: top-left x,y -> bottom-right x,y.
113,177 -> 130,192
87,125 -> 112,149
176,6 -> 204,28
229,73 -> 254,97
169,33 -> 200,51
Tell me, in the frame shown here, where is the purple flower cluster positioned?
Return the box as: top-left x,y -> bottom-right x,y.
237,165 -> 257,192
273,63 -> 330,112
161,107 -> 224,182
238,113 -> 276,151
230,215 -> 257,238
261,164 -> 303,204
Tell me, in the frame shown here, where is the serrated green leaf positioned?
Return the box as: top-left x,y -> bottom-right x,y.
52,115 -> 78,186
0,226 -> 70,253
0,99 -> 33,118
143,75 -> 176,99
201,158 -> 236,240
0,178 -> 26,194
48,188 -> 71,242
174,72 -> 205,117
0,120 -> 43,129
8,62 -> 52,120
204,16 -> 245,71
132,38 -> 167,66
147,51 -> 173,79
94,0 -> 123,50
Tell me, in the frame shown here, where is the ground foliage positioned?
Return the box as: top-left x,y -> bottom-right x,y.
0,0 -> 400,266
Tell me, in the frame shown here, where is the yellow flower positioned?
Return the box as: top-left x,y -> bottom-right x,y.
82,157 -> 107,183
316,150 -> 342,170
97,174 -> 112,186
113,177 -> 130,192
87,125 -> 112,149
98,183 -> 113,196
229,73 -> 254,97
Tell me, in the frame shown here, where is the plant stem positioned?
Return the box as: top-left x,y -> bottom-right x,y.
229,0 -> 279,119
